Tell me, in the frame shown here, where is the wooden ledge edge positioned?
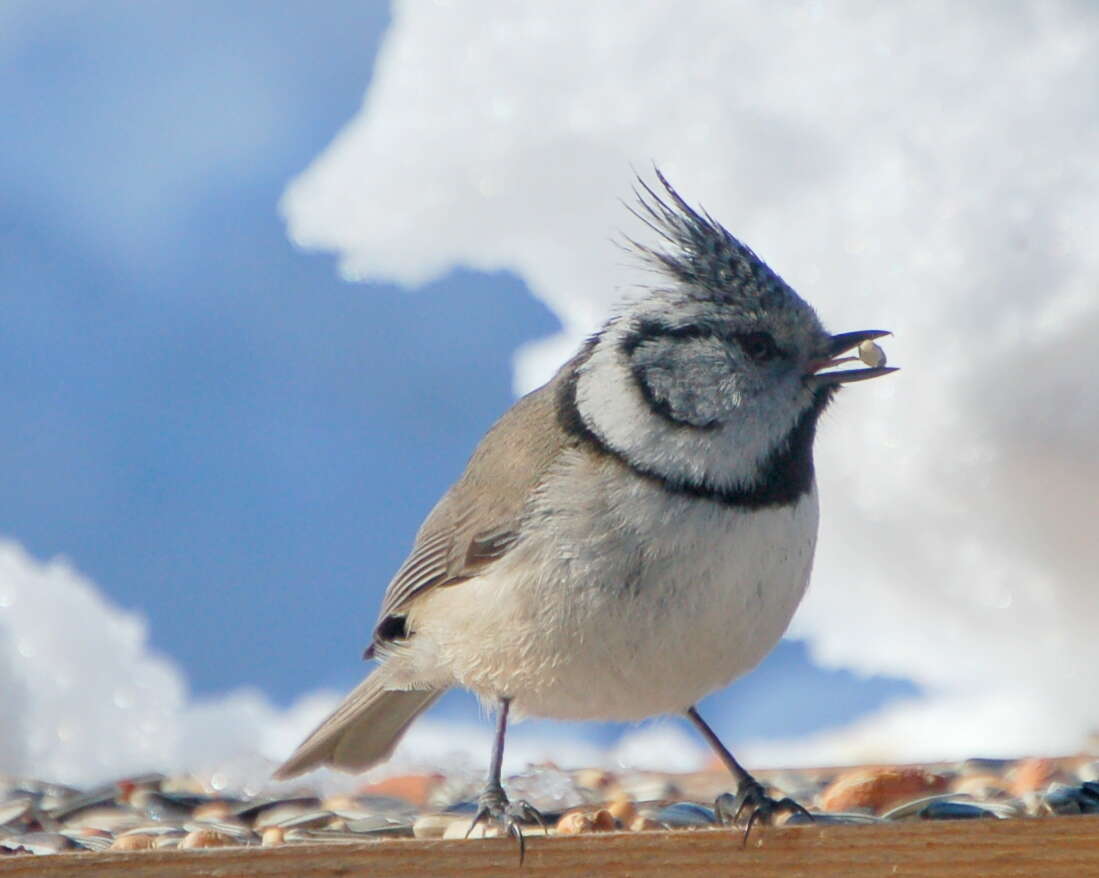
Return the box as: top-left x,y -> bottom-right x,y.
4,815 -> 1099,878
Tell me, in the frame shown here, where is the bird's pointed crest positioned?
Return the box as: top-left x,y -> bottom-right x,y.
627,169 -> 797,311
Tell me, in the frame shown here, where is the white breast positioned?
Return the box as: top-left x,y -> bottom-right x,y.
398,450 -> 819,721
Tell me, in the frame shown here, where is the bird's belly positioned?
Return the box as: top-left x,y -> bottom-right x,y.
520,489 -> 818,720
407,476 -> 819,721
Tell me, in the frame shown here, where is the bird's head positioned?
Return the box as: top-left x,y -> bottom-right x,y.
571,171 -> 896,503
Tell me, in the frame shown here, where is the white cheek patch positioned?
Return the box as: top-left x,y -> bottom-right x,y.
574,339 -> 797,492
576,346 -> 650,450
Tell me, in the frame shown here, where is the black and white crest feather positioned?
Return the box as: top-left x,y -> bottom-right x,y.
627,169 -> 795,311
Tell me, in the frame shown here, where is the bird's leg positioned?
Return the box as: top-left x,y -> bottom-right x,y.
466,696 -> 545,863
685,705 -> 812,843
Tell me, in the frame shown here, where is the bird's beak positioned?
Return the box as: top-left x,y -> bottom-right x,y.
804,329 -> 898,389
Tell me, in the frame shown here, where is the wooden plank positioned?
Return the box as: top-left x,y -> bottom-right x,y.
3,816 -> 1099,878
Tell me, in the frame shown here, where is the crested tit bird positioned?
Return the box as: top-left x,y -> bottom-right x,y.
275,171 -> 896,850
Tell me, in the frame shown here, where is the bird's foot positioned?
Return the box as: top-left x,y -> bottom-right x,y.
465,782 -> 546,864
715,777 -> 813,846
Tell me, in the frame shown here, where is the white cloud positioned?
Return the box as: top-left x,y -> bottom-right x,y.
0,540 -> 184,785
282,1 -> 1099,761
0,540 -> 358,787
743,688 -> 1092,769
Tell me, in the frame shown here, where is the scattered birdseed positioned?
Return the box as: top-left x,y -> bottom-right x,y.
1,755 -> 1098,856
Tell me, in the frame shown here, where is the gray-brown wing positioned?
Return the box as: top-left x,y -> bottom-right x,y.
368,366 -> 573,653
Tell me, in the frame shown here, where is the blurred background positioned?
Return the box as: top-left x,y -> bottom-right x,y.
1,1 -> 1096,788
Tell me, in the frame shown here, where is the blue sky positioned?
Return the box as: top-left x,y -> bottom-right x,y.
2,1 -> 563,695
8,0 -> 1017,773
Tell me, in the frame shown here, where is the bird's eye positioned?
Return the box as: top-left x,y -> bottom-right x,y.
737,331 -> 781,362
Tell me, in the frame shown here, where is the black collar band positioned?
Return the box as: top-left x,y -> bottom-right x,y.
557,346 -> 833,510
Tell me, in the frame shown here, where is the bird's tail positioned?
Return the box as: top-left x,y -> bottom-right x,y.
274,672 -> 444,779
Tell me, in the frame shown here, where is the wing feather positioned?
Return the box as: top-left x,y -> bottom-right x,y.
368,363 -> 578,651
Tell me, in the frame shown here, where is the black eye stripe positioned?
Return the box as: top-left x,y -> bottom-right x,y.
620,319 -> 714,356
621,320 -> 783,361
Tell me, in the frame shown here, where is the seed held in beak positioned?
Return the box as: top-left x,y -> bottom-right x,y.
804,330 -> 897,389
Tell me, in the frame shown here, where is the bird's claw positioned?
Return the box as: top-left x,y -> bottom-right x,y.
465,783 -> 545,864
715,779 -> 813,846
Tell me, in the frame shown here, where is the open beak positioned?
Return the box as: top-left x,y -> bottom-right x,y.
804,329 -> 898,389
